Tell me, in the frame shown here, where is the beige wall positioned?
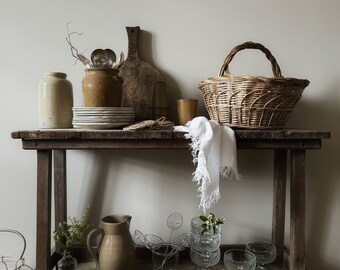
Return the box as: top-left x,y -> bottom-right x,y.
1,0 -> 339,268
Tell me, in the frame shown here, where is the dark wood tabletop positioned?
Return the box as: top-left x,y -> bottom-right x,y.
11,128 -> 330,150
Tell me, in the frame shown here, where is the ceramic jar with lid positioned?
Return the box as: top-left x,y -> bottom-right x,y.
38,72 -> 73,128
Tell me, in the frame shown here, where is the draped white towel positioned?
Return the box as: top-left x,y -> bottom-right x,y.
174,116 -> 240,214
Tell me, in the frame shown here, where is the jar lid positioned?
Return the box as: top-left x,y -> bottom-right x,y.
44,72 -> 67,78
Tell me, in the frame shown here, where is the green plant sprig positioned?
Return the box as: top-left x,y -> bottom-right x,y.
53,207 -> 93,256
199,213 -> 225,235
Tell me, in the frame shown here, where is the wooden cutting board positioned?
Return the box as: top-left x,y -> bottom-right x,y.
119,26 -> 164,120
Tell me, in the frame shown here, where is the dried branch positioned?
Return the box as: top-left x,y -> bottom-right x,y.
65,22 -> 91,67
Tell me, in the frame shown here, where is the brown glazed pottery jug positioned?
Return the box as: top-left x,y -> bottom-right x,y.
87,215 -> 136,270
82,68 -> 123,107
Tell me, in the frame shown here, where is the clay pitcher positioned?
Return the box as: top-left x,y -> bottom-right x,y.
87,215 -> 136,270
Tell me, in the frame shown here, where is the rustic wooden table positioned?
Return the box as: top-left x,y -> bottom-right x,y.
11,129 -> 330,270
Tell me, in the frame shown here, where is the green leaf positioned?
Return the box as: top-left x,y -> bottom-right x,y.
199,215 -> 208,222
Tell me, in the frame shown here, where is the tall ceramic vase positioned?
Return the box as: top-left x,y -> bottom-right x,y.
38,72 -> 73,128
82,68 -> 123,107
87,214 -> 136,270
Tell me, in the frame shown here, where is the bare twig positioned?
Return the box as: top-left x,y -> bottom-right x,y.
65,22 -> 91,67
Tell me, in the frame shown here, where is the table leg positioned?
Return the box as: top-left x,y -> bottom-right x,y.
272,150 -> 287,264
36,150 -> 52,270
54,149 -> 67,228
290,149 -> 306,270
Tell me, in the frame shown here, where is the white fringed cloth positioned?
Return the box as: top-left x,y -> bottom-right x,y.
174,116 -> 240,214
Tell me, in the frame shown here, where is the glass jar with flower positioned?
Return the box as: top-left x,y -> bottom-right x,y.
190,213 -> 225,270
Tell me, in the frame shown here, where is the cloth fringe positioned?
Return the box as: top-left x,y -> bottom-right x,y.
175,116 -> 240,214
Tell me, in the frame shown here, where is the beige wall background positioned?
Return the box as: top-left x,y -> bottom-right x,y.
1,0 -> 339,269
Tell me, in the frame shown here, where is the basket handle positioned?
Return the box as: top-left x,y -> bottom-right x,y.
219,41 -> 283,78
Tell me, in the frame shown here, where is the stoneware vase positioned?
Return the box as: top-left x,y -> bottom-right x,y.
82,68 -> 123,107
38,72 -> 73,128
87,214 -> 136,270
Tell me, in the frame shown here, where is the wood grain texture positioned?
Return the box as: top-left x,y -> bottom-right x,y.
36,150 -> 52,270
119,26 -> 164,120
54,150 -> 67,227
272,150 -> 287,264
11,129 -> 331,140
290,150 -> 306,270
11,129 -> 330,151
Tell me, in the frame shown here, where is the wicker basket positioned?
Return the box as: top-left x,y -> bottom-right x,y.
199,42 -> 310,129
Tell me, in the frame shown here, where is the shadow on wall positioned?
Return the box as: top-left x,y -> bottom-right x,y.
83,152 -> 114,225
135,29 -> 209,124
81,148 -> 196,227
288,88 -> 339,270
137,30 -> 181,123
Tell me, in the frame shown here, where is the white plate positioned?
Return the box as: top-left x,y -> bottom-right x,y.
73,117 -> 134,120
73,114 -> 135,119
73,113 -> 135,117
73,118 -> 134,123
73,115 -> 134,122
73,122 -> 131,129
73,112 -> 135,117
73,107 -> 134,112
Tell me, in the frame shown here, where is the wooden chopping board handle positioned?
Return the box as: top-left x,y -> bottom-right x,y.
126,26 -> 140,59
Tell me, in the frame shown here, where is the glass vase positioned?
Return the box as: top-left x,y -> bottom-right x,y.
190,217 -> 221,269
57,253 -> 77,270
151,243 -> 179,270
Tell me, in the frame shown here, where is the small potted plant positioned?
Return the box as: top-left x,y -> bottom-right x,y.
53,208 -> 93,270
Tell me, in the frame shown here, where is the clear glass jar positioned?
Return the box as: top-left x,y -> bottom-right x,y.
57,253 -> 77,270
190,217 -> 221,269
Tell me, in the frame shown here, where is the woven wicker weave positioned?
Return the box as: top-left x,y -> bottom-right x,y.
199,42 -> 310,129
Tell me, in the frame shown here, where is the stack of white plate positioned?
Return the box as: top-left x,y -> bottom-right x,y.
72,107 -> 135,129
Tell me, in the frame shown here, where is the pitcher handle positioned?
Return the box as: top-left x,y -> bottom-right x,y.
126,215 -> 132,226
87,227 -> 104,269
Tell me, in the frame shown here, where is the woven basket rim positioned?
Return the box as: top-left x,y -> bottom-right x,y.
200,74 -> 310,87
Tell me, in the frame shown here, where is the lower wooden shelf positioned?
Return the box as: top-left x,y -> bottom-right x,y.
137,261 -> 285,270
75,246 -> 287,270
76,261 -> 285,270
